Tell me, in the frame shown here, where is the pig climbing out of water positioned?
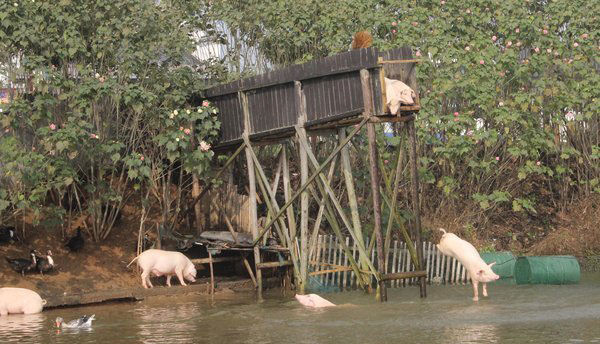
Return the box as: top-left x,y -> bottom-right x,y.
127,249 -> 197,289
0,288 -> 47,315
436,228 -> 499,301
295,294 -> 336,308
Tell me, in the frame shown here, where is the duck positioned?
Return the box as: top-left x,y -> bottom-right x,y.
55,314 -> 95,328
35,249 -> 55,275
0,226 -> 17,244
5,250 -> 37,276
65,227 -> 84,252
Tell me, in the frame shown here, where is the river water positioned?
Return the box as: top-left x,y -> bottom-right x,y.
1,273 -> 599,343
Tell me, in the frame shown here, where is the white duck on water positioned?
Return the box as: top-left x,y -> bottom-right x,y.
55,314 -> 95,328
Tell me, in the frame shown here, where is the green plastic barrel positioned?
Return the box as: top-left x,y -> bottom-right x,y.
514,256 -> 580,285
480,252 -> 516,279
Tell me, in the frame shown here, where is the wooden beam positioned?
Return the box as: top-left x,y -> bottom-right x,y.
256,260 -> 294,269
379,59 -> 422,64
380,270 -> 427,281
361,68 -> 387,302
252,116 -> 369,246
296,80 -> 309,294
407,120 -> 427,298
240,253 -> 257,288
191,256 -> 241,265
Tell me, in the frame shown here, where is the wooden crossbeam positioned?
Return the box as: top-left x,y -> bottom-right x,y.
251,116 -> 369,246
380,271 -> 427,281
256,260 -> 294,269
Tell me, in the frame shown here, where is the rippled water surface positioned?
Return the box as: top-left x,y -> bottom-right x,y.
1,273 -> 600,343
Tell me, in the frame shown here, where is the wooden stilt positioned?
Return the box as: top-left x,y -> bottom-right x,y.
240,90 -> 262,299
407,119 -> 426,298
240,253 -> 258,288
208,250 -> 215,294
281,145 -> 297,241
360,68 -> 387,302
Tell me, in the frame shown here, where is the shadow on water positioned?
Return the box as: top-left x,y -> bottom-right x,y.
1,273 -> 600,343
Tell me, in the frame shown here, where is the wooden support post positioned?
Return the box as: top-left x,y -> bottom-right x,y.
208,250 -> 215,294
295,127 -> 379,282
240,91 -> 262,298
339,128 -> 370,274
361,68 -> 387,302
241,253 -> 258,289
295,80 -> 309,294
252,116 -> 369,246
282,145 -> 297,241
407,119 -> 426,298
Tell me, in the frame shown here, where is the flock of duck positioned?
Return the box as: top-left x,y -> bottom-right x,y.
2,226 -> 85,276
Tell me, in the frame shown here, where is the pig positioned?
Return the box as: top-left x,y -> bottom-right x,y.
0,288 -> 47,315
436,228 -> 499,301
295,294 -> 336,308
127,249 -> 197,289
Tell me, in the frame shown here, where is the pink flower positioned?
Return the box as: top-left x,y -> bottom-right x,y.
415,50 -> 422,57
49,123 -> 56,130
466,8 -> 471,14
384,159 -> 389,164
495,156 -> 500,161
581,33 -> 588,39
466,129 -> 473,136
140,155 -> 145,161
565,111 -> 575,121
506,41 -> 513,47
536,161 -> 541,166
515,28 -> 520,33
441,0 -> 445,4
199,141 -> 211,152
411,22 -> 418,27
492,35 -> 497,42
392,29 -> 397,34
543,29 -> 548,35
392,21 -> 397,26
479,60 -> 485,65
453,111 -> 459,117
202,100 -> 209,107
184,128 -> 191,135
573,42 -> 579,47
454,118 -> 459,122
534,47 -> 540,53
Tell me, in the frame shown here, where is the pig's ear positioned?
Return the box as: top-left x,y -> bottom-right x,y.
488,262 -> 497,268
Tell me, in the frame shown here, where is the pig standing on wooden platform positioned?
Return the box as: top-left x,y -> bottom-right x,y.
436,228 -> 499,301
127,249 -> 197,289
0,288 -> 46,315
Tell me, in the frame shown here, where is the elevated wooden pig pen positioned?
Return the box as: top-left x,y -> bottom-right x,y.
193,46 -> 426,301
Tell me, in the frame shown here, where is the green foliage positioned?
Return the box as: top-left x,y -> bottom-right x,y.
0,0 -> 221,238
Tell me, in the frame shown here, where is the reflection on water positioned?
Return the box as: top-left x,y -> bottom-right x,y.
0,313 -> 45,343
1,273 -> 599,343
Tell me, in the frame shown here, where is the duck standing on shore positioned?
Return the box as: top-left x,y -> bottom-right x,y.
35,249 -> 55,275
5,250 -> 37,276
65,227 -> 84,252
55,314 -> 96,328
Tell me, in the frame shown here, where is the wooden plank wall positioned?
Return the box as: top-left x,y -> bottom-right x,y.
205,46 -> 406,147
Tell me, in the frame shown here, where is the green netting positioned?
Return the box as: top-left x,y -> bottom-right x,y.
306,266 -> 341,293
514,256 -> 580,285
481,251 -> 516,279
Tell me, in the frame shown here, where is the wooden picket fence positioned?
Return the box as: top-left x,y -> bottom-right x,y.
308,234 -> 471,290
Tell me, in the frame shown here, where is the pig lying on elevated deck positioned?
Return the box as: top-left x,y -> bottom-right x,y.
0,288 -> 46,315
127,249 -> 197,288
436,228 -> 499,301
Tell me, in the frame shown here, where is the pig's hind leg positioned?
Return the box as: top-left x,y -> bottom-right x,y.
141,269 -> 153,288
166,275 -> 172,287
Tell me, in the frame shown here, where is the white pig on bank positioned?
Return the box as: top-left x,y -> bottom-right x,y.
295,294 -> 336,308
436,228 -> 499,301
127,249 -> 197,289
0,288 -> 47,315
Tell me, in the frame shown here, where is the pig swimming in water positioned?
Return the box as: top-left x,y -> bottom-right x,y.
436,228 -> 499,301
295,294 -> 336,308
127,249 -> 197,289
0,288 -> 47,315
